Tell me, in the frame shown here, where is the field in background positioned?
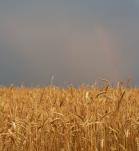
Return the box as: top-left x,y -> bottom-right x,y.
0,84 -> 139,151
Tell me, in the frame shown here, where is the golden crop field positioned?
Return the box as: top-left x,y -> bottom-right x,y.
0,84 -> 139,151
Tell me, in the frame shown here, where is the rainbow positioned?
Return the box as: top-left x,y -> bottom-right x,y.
95,25 -> 121,81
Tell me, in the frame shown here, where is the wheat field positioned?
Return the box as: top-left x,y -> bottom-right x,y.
0,84 -> 138,151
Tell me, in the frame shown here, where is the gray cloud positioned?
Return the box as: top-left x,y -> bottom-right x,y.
0,0 -> 139,86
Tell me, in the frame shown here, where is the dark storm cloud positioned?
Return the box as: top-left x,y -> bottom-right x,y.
0,0 -> 139,86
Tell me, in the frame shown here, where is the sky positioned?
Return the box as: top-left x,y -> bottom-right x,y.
0,0 -> 139,86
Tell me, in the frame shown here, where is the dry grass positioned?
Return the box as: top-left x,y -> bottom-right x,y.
0,84 -> 138,151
